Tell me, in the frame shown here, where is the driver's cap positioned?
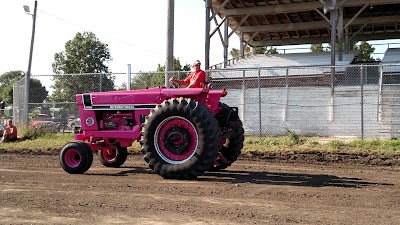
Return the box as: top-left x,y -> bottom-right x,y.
192,60 -> 201,66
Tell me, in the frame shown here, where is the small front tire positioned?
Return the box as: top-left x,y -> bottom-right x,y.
98,145 -> 128,168
60,142 -> 93,174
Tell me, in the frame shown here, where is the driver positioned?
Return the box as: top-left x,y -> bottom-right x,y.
169,60 -> 206,88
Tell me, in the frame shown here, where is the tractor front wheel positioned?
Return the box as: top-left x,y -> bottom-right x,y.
60,141 -> 93,174
98,145 -> 128,168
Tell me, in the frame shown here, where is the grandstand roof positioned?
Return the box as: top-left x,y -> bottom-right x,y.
212,0 -> 400,46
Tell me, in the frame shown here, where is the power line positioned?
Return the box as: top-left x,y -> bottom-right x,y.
37,9 -> 164,56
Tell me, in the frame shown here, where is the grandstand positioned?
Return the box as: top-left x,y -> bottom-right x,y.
211,52 -> 356,79
382,48 -> 400,64
203,0 -> 400,139
216,52 -> 356,69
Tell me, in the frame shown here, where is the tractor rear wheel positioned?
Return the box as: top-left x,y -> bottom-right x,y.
212,103 -> 245,171
98,145 -> 128,168
60,141 -> 93,174
141,98 -> 221,179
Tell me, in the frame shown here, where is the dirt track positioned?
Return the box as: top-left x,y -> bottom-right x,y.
0,154 -> 399,225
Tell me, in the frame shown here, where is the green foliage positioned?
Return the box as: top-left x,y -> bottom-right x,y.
314,41 -> 376,62
353,41 -> 376,62
287,130 -> 300,145
131,72 -> 165,90
117,82 -> 127,90
156,57 -> 191,72
254,46 -> 278,54
18,126 -> 49,140
51,31 -> 114,102
310,44 -> 327,53
0,70 -> 23,102
131,57 -> 190,90
29,78 -> 48,103
0,71 -> 47,104
329,140 -> 346,149
0,70 -> 23,87
255,47 -> 267,54
230,48 -> 240,58
1,85 -> 13,103
266,46 -> 278,54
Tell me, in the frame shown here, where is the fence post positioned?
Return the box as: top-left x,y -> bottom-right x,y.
329,65 -> 335,122
240,70 -> 245,123
258,68 -> 262,138
284,68 -> 289,121
377,64 -> 383,122
99,74 -> 103,92
360,65 -> 364,140
127,64 -> 131,90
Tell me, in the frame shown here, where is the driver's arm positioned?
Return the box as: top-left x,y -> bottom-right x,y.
170,74 -> 191,87
170,78 -> 187,86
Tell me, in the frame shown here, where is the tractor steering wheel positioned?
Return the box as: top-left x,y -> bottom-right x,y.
168,81 -> 181,88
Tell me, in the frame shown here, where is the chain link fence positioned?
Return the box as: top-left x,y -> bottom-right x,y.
12,64 -> 400,139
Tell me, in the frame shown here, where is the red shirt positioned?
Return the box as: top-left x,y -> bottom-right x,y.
184,70 -> 206,88
6,125 -> 17,139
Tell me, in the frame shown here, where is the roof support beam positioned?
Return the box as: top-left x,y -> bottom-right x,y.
315,9 -> 330,24
223,0 -> 399,16
229,14 -> 250,37
210,17 -> 226,38
240,15 -> 400,32
349,23 -> 368,42
344,3 -> 369,29
210,0 -> 231,20
246,32 -> 259,45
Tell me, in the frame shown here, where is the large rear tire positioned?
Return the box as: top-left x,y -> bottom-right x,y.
212,103 -> 245,171
141,98 -> 221,179
98,145 -> 128,168
60,141 -> 93,174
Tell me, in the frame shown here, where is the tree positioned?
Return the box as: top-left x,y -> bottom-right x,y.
353,41 -> 376,62
231,46 -> 277,57
131,57 -> 190,90
117,82 -> 127,90
0,70 -> 23,87
310,44 -> 326,52
156,57 -> 191,72
29,78 -> 48,103
266,46 -> 278,54
0,70 -> 24,101
0,71 -> 48,104
313,41 -> 376,62
51,31 -> 114,102
230,48 -> 240,58
255,47 -> 267,54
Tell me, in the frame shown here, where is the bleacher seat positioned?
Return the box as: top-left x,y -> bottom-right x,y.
212,52 -> 356,78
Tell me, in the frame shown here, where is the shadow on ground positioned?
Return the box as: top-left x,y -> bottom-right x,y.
87,166 -> 392,188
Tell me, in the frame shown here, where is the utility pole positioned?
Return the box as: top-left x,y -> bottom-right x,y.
24,0 -> 37,128
165,0 -> 174,86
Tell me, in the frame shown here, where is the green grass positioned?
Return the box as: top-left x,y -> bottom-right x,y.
242,135 -> 400,156
1,132 -> 400,157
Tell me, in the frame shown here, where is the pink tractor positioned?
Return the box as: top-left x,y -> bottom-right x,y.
59,86 -> 244,179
